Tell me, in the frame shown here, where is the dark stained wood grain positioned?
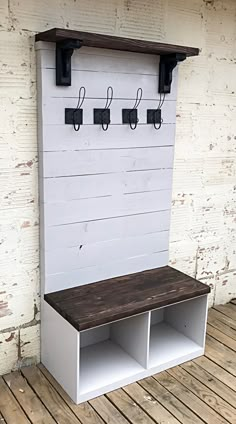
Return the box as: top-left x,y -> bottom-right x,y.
44,266 -> 210,331
35,28 -> 199,57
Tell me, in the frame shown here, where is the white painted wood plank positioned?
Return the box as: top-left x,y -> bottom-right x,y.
42,98 -> 177,125
44,230 -> 169,274
40,67 -> 178,100
41,301 -> 79,403
44,189 -> 172,226
112,312 -> 150,368
43,169 -> 173,203
37,43 -> 160,75
44,210 -> 171,251
44,250 -> 168,293
42,146 -> 174,177
41,123 -> 176,151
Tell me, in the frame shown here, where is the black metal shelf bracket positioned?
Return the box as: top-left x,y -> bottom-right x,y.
56,39 -> 82,86
159,53 -> 186,94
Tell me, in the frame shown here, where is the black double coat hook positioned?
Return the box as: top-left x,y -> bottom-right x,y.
122,88 -> 143,130
94,87 -> 114,131
65,86 -> 86,131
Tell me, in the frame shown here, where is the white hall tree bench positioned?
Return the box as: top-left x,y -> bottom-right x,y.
36,28 -> 210,404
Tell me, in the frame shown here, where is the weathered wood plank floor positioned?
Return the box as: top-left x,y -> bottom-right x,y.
0,301 -> 236,424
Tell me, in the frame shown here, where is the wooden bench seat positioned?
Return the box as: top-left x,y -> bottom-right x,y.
45,265 -> 210,331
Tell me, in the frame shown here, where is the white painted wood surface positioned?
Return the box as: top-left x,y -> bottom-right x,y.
111,312 -> 150,368
44,231 -> 169,274
44,250 -> 169,293
41,301 -> 80,403
36,42 -> 160,74
40,68 -> 178,100
149,295 -> 209,368
42,147 -> 174,178
149,322 -> 202,369
44,209 -> 171,250
80,325 -> 110,348
79,339 -> 145,399
37,41 -> 178,294
43,190 -> 172,226
165,295 -> 208,347
43,169 -> 173,203
41,124 -> 176,151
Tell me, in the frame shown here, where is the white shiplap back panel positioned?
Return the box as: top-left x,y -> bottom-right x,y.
41,123 -> 176,151
44,251 -> 169,294
43,169 -> 173,202
41,68 -> 175,100
36,42 -> 159,74
42,146 -> 174,177
44,231 -> 170,275
37,42 -> 178,294
44,210 -> 171,251
43,189 -> 172,226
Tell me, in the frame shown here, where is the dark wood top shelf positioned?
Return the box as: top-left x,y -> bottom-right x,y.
36,28 -> 199,57
45,266 -> 210,331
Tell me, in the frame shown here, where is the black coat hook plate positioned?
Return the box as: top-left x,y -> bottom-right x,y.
122,109 -> 138,124
94,109 -> 111,125
65,108 -> 83,125
147,109 -> 161,125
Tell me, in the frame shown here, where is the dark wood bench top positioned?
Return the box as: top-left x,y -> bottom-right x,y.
45,266 -> 210,331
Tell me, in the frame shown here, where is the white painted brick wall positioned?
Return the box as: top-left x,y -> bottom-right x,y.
0,0 -> 235,375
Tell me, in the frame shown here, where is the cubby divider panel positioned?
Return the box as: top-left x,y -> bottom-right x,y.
79,311 -> 150,398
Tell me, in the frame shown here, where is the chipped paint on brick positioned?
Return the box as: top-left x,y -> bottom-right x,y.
0,0 -> 236,375
5,332 -> 15,342
0,300 -> 12,319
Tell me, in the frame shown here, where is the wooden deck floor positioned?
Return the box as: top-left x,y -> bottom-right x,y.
0,301 -> 236,424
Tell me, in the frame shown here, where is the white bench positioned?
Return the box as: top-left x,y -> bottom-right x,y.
42,266 -> 209,403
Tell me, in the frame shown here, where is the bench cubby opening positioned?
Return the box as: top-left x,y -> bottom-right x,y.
79,312 -> 150,397
149,295 -> 208,369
